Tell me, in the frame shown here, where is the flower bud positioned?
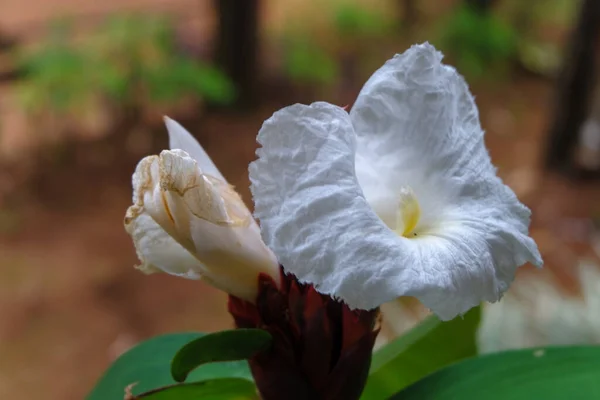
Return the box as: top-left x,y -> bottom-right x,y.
124,117 -> 279,301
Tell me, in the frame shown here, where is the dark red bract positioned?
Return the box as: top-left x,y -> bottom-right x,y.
228,268 -> 380,400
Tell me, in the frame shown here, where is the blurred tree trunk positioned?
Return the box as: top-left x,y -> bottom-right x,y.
214,0 -> 259,110
465,0 -> 497,12
545,0 -> 600,172
0,31 -> 16,51
398,0 -> 417,31
574,74 -> 600,174
0,30 -> 19,82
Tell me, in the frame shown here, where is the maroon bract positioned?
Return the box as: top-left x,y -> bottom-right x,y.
228,268 -> 380,400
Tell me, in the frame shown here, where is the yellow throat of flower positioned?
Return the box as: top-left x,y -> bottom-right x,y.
396,186 -> 421,237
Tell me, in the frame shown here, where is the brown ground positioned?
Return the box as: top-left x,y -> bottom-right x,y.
0,1 -> 599,400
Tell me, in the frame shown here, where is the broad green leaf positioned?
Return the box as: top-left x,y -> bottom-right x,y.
391,346 -> 600,399
87,333 -> 252,400
171,329 -> 272,382
131,378 -> 258,400
362,306 -> 480,399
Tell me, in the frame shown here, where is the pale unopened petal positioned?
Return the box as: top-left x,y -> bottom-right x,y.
164,116 -> 226,181
125,206 -> 203,279
129,148 -> 279,301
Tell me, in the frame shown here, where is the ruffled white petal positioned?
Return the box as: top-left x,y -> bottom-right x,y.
250,43 -> 542,320
351,43 -> 541,314
351,43 -> 496,231
251,102 -> 413,310
164,116 -> 226,182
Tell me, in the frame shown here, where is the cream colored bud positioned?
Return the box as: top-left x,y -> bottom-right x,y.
124,118 -> 279,301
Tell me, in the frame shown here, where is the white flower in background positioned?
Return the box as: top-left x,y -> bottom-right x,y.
124,117 -> 279,301
478,260 -> 600,352
249,43 -> 542,320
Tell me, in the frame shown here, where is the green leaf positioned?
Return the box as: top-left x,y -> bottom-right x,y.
361,306 -> 480,399
131,378 -> 258,400
87,333 -> 253,400
391,346 -> 600,399
171,329 -> 272,383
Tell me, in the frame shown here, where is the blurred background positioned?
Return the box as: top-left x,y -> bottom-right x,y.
0,0 -> 599,398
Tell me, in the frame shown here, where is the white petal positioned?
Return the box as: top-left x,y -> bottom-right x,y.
251,102 -> 413,310
250,44 -> 542,319
164,116 -> 226,182
127,150 -> 279,301
348,43 -> 542,314
124,206 -> 203,279
351,43 -> 492,230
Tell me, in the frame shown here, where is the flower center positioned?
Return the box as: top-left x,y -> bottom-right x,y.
396,186 -> 421,237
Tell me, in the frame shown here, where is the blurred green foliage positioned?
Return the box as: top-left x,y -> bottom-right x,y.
17,20 -> 92,114
333,2 -> 391,38
517,40 -> 561,77
281,1 -> 392,87
16,14 -> 234,120
498,0 -> 581,77
525,0 -> 580,26
282,37 -> 339,86
437,4 -> 517,79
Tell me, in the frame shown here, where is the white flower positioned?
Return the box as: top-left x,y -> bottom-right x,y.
249,43 -> 542,320
124,117 -> 279,301
478,261 -> 600,352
